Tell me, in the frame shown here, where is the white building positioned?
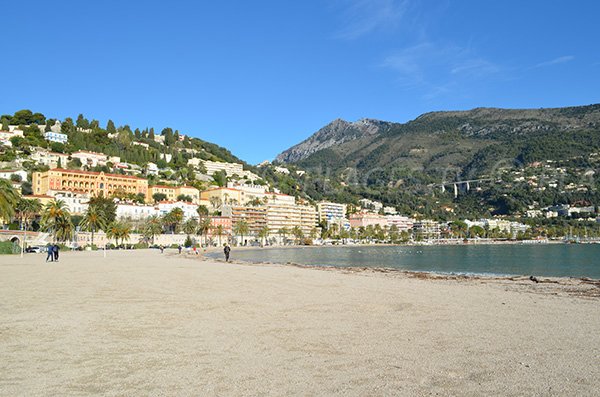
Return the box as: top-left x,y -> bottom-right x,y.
385,215 -> 414,232
71,151 -> 108,167
317,201 -> 348,229
157,201 -> 199,220
48,190 -> 90,215
30,150 -> 70,168
0,169 -> 28,182
44,131 -> 68,144
359,198 -> 383,213
146,162 -> 159,176
116,203 -> 158,220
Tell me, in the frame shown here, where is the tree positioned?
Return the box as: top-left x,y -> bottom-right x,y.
76,114 -> 89,129
291,226 -> 304,245
61,118 -> 75,134
182,218 -> 198,242
1,117 -> 9,131
258,225 -> 269,246
233,219 -> 249,246
213,224 -> 225,246
177,194 -> 193,202
41,200 -> 73,242
105,221 -> 131,247
162,207 -> 184,233
16,198 -> 42,231
213,170 -> 227,187
106,120 -> 117,135
278,227 -> 289,244
196,217 -> 212,246
152,193 -> 167,203
0,179 -> 20,224
142,215 -> 163,245
87,194 -> 117,224
79,205 -> 107,247
197,205 -> 209,217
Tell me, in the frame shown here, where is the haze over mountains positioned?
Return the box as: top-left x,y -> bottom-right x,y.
276,104 -> 600,179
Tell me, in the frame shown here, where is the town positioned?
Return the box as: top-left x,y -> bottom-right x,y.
0,110 -> 599,252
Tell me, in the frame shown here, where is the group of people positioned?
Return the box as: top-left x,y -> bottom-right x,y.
45,244 -> 60,262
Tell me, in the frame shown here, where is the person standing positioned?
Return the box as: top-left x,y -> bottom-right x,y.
46,244 -> 54,262
223,244 -> 231,262
53,244 -> 59,262
178,245 -> 182,254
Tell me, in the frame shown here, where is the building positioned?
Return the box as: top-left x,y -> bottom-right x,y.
0,169 -> 28,182
358,198 -> 383,213
147,185 -> 201,204
48,190 -> 90,215
222,205 -> 268,240
266,202 -> 317,240
116,203 -> 159,221
200,187 -> 243,208
207,216 -> 233,243
317,201 -> 347,222
412,220 -> 441,239
44,131 -> 68,144
385,215 -> 414,232
32,168 -> 148,198
70,151 -> 108,167
146,162 -> 159,176
349,213 -> 388,228
156,200 -> 199,220
30,150 -> 70,168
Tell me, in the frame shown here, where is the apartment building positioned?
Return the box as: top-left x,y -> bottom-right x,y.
349,213 -> 388,228
44,131 -> 68,144
221,205 -> 268,238
385,215 -> 414,232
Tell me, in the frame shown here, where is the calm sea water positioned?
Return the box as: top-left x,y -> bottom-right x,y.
209,244 -> 600,279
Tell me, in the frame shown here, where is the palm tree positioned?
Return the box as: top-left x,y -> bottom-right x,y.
16,198 -> 42,253
291,226 -> 304,245
0,179 -> 19,224
258,225 -> 269,246
117,222 -> 131,246
41,200 -> 73,243
16,198 -> 42,231
79,205 -> 107,248
233,219 -> 249,246
278,227 -> 289,245
163,207 -> 184,233
213,224 -> 225,246
197,217 -> 212,246
182,218 -> 198,238
105,222 -> 121,247
142,215 -> 163,245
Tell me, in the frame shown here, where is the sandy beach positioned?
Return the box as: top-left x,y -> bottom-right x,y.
1,249 -> 599,396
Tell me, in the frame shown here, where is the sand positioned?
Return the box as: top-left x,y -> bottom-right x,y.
0,249 -> 599,396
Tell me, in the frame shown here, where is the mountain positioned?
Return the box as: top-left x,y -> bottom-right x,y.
275,118 -> 394,163
276,104 -> 600,179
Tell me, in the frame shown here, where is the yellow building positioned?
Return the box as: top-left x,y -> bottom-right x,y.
200,187 -> 243,208
32,168 -> 148,198
147,185 -> 201,204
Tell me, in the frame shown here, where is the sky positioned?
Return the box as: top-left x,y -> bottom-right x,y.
1,0 -> 599,164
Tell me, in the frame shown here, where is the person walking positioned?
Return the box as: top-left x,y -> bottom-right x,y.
53,244 -> 60,262
178,245 -> 182,254
46,243 -> 54,262
223,244 -> 231,262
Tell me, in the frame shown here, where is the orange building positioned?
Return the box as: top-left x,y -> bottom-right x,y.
32,168 -> 148,198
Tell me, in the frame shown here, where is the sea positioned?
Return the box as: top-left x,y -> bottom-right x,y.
208,244 -> 600,279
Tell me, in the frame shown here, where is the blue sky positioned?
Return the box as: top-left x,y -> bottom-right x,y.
1,1 -> 599,164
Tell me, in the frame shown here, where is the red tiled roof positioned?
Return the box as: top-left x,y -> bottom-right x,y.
50,168 -> 145,180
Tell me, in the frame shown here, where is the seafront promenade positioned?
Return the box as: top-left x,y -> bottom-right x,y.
1,250 -> 599,395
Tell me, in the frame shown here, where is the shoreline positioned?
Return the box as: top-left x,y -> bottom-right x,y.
199,244 -> 600,285
190,251 -> 600,299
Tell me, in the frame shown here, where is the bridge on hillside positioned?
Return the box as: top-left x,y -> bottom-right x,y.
431,178 -> 494,198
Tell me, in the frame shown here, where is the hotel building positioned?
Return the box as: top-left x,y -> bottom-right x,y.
32,168 -> 148,198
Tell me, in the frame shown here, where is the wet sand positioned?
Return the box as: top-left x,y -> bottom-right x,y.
1,249 -> 599,396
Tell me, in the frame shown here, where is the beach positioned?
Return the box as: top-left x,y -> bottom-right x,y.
0,250 -> 599,396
